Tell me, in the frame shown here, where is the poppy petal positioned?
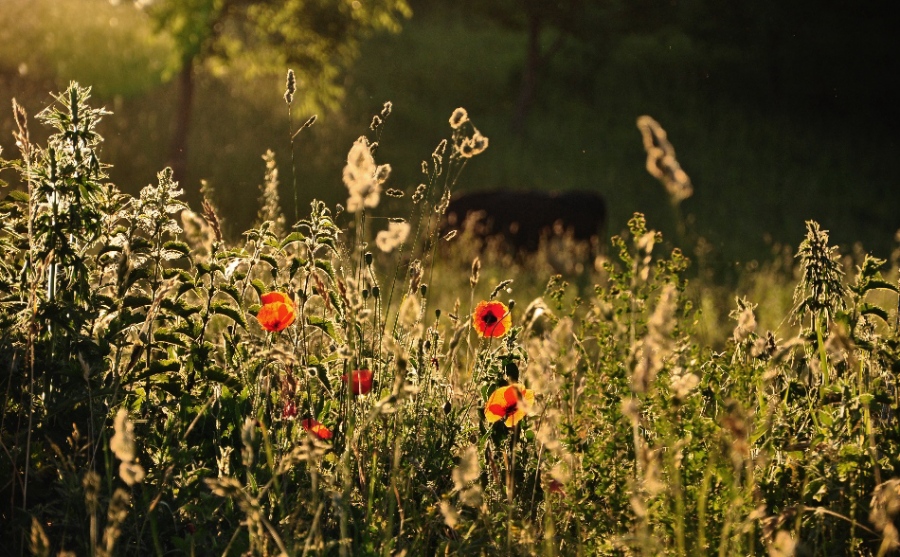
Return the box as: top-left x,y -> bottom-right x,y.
486,404 -> 507,422
504,385 -> 520,405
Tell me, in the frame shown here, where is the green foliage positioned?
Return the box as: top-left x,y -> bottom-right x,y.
3,82 -> 900,557
0,0 -> 172,98
142,0 -> 412,108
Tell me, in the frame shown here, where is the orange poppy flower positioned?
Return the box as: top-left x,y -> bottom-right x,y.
257,291 -> 296,332
342,369 -> 374,395
301,418 -> 332,440
473,300 -> 512,338
484,384 -> 535,427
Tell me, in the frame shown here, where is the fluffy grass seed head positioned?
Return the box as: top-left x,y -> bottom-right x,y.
452,445 -> 483,507
459,130 -> 489,158
636,115 -> 692,203
730,297 -> 758,342
257,150 -> 286,234
110,410 -> 147,485
449,107 -> 468,129
284,69 -> 296,104
411,183 -> 427,203
670,371 -> 700,402
110,409 -> 136,463
375,220 -> 410,253
470,257 -> 481,288
399,293 -> 422,329
180,209 -> 215,256
343,136 -> 384,213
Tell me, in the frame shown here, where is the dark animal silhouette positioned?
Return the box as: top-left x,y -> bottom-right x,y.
444,189 -> 606,253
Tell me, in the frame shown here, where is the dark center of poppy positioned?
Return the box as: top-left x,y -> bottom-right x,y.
505,403 -> 518,417
482,312 -> 498,325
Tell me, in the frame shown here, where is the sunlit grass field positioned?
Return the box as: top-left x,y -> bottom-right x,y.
2,78 -> 900,556
2,2 -> 900,556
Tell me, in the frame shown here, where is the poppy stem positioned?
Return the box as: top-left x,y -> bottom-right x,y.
507,423 -> 518,553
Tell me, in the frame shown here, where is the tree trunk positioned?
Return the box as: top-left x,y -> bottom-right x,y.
170,57 -> 195,185
511,11 -> 542,136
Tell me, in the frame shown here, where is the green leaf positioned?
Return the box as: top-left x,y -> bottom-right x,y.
217,283 -> 243,305
196,261 -> 225,277
123,293 -> 153,309
279,231 -> 306,249
94,294 -> 117,310
307,315 -> 339,342
860,279 -> 898,294
105,309 -> 146,338
160,298 -> 202,319
210,301 -> 248,328
250,279 -> 266,297
130,236 -> 152,252
289,257 -> 307,278
174,317 -> 203,339
97,244 -> 124,260
176,280 -> 198,298
315,259 -> 335,280
149,358 -> 182,374
119,267 -> 151,296
154,327 -> 190,348
6,189 -> 30,203
155,379 -> 186,398
162,268 -> 193,281
163,240 -> 192,260
204,367 -> 242,391
860,304 -> 890,323
259,254 -> 279,276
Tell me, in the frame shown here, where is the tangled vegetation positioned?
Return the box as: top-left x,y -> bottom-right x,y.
3,82 -> 900,556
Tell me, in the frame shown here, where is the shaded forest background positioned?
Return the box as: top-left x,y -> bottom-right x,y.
0,0 -> 897,267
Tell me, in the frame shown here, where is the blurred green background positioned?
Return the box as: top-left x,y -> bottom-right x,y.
1,0 -> 897,268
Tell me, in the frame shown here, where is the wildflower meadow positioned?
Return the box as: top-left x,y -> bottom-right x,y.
3,80 -> 900,557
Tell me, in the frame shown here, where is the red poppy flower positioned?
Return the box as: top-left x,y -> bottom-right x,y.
301,418 -> 332,440
342,369 -> 374,395
484,384 -> 535,427
257,291 -> 296,332
473,300 -> 512,338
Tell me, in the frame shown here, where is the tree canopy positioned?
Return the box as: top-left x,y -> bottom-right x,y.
139,0 -> 411,182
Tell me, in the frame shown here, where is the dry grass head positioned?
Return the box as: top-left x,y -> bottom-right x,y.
636,115 -> 692,203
